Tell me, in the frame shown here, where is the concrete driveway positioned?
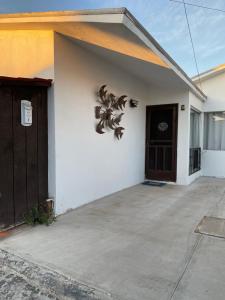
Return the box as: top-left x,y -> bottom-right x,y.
1,177 -> 225,300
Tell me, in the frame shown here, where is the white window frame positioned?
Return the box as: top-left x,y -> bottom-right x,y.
204,110 -> 225,151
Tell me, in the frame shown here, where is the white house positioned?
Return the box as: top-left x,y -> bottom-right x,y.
0,8 -> 222,230
193,65 -> 225,178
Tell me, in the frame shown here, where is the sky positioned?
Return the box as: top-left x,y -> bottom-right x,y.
0,0 -> 225,77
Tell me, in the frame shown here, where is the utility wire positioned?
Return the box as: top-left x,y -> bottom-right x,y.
170,0 -> 225,86
170,0 -> 225,14
177,0 -> 203,88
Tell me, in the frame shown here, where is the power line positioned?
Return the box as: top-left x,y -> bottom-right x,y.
170,0 -> 225,14
180,0 -> 202,88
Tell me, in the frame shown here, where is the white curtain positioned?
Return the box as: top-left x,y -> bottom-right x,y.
190,110 -> 200,148
204,112 -> 225,151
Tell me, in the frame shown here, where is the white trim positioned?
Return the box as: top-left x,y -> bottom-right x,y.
190,106 -> 201,114
0,14 -> 124,24
0,8 -> 126,19
192,65 -> 225,82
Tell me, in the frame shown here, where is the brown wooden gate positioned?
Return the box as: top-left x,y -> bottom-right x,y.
145,104 -> 178,182
0,77 -> 51,230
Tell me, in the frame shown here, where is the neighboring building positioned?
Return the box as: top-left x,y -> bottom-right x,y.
193,65 -> 225,179
0,8 -> 221,230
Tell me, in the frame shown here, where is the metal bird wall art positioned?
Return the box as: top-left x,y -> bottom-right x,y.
95,85 -> 127,139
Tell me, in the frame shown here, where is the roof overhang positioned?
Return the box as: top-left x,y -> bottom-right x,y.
193,64 -> 225,83
0,8 -> 207,101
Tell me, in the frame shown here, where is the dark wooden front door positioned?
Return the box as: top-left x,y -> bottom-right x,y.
145,104 -> 178,182
0,78 -> 50,229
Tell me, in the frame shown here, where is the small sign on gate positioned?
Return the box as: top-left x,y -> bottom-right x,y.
21,100 -> 32,126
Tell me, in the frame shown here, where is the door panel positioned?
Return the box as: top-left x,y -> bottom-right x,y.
13,88 -> 27,224
0,88 -> 14,229
0,85 -> 48,229
26,90 -> 38,211
37,89 -> 48,205
145,104 -> 178,182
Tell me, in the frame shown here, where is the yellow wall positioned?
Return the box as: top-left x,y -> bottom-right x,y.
0,30 -> 54,79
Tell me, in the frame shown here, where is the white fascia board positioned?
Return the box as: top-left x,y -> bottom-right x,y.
0,8 -> 125,18
122,13 -> 206,102
0,9 -> 124,24
193,68 -> 225,83
0,14 -> 124,24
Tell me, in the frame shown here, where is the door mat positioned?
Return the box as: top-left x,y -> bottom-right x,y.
195,216 -> 225,239
142,181 -> 166,187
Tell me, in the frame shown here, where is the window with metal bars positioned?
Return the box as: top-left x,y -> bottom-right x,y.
189,109 -> 201,175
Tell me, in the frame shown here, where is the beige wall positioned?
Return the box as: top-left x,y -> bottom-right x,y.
0,30 -> 54,79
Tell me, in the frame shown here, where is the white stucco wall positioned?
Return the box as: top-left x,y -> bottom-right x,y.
54,33 -> 151,214
202,151 -> 225,178
202,72 -> 225,112
200,72 -> 225,178
53,33 -> 197,214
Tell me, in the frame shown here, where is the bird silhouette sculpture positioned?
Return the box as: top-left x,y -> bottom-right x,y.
95,85 -> 127,139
